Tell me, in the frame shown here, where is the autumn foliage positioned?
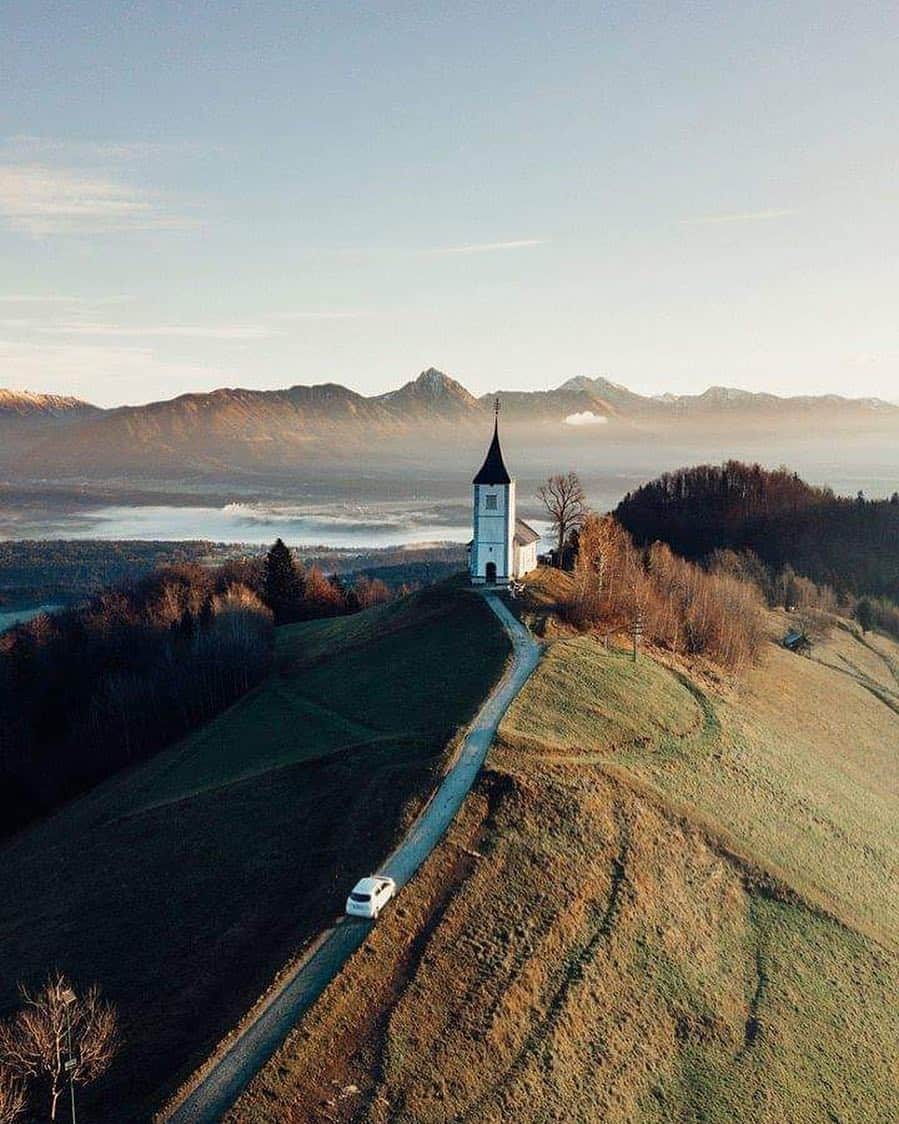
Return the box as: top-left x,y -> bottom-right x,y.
615,460 -> 899,601
0,1067 -> 25,1124
561,514 -> 767,669
0,537 -> 407,840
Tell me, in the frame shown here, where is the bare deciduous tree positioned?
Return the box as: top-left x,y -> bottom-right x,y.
0,1067 -> 26,1124
0,973 -> 119,1122
537,472 -> 588,559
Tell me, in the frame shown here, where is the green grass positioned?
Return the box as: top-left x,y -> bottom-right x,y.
503,630 -> 899,944
112,583 -> 509,811
0,581 -> 509,1123
642,898 -> 899,1123
502,635 -> 703,753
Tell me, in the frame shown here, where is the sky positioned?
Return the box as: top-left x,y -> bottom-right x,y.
0,1 -> 897,407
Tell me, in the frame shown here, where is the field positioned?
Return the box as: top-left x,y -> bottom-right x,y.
0,581 -> 509,1122
228,580 -> 899,1123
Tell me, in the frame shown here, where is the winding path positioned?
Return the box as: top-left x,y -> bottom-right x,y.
163,593 -> 539,1124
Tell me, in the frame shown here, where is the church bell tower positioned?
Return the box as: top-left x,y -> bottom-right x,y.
470,400 -> 515,585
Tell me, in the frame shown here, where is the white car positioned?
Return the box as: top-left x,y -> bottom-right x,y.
345,875 -> 396,920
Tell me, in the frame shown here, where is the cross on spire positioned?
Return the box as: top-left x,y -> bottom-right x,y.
473,399 -> 511,485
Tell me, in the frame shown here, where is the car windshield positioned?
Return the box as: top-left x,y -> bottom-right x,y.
349,892 -> 371,903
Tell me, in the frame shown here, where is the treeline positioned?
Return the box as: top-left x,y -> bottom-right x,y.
615,461 -> 899,601
257,539 -> 393,623
0,540 -> 216,609
855,596 -> 899,640
0,564 -> 274,839
0,539 -> 466,612
562,514 -> 767,669
0,539 -> 413,840
707,549 -> 838,613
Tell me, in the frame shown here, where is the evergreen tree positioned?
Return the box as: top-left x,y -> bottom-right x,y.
263,539 -> 304,623
855,597 -> 876,634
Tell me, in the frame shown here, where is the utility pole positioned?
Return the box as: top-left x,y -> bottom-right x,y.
61,987 -> 77,1124
631,610 -> 643,662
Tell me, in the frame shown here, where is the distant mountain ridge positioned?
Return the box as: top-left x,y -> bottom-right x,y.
1,368 -> 895,482
557,375 -> 895,415
0,388 -> 100,420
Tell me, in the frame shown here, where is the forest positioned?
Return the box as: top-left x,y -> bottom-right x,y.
0,542 -> 398,841
0,540 -> 217,610
0,539 -> 466,612
615,462 -> 899,602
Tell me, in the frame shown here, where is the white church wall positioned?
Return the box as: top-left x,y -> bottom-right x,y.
470,482 -> 513,582
514,540 -> 538,578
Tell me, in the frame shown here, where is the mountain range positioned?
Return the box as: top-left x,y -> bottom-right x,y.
1,369 -> 896,483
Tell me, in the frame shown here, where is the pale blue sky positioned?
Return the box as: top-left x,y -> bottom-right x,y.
1,1 -> 896,406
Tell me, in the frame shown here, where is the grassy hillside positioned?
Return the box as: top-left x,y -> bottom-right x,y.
0,581 -> 508,1123
502,632 -> 899,944
229,589 -> 899,1123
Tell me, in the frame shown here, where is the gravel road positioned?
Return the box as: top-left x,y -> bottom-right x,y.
164,592 -> 539,1123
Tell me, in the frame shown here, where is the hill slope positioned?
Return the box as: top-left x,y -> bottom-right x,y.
0,583 -> 509,1123
227,597 -> 899,1123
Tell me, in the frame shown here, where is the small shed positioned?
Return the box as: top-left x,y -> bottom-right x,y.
783,629 -> 811,656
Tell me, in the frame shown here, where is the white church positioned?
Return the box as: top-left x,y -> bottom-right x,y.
469,405 -> 541,585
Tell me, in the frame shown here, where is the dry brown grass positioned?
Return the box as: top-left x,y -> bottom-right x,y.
229,606 -> 899,1124
228,751 -> 899,1124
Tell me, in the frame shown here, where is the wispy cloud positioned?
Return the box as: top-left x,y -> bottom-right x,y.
0,317 -> 276,340
0,310 -> 367,338
3,135 -> 221,161
847,351 -> 899,368
0,164 -> 198,235
60,321 -> 273,340
0,293 -> 133,305
680,208 -> 797,226
312,239 -> 548,259
430,238 -> 548,255
0,337 -> 228,405
564,411 -> 608,427
276,310 -> 369,321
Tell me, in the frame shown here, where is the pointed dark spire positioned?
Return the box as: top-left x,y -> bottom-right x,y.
473,400 -> 511,485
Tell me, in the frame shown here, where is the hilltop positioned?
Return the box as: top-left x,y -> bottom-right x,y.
228,575 -> 899,1123
1,369 -> 896,483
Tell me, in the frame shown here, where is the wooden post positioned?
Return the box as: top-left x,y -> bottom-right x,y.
632,610 -> 643,662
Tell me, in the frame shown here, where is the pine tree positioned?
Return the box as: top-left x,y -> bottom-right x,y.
263,539 -> 304,623
855,597 -> 875,634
